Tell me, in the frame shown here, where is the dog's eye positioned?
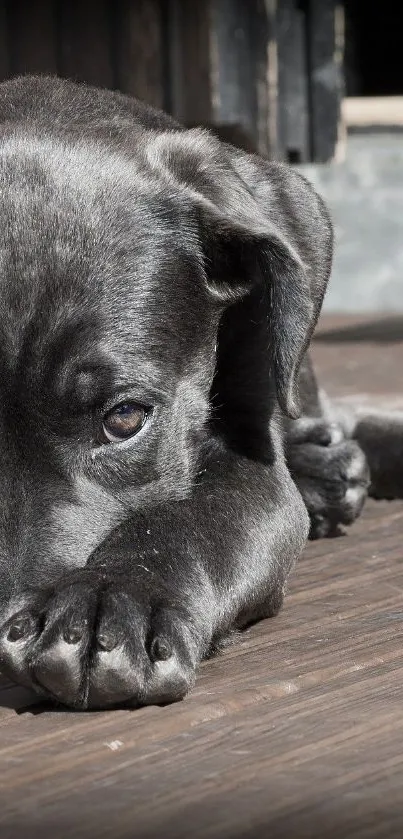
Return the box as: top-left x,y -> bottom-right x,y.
100,402 -> 147,444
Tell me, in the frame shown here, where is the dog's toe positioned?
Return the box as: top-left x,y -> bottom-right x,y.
33,637 -> 86,705
288,417 -> 345,447
143,607 -> 197,704
86,588 -> 149,708
0,606 -> 40,689
30,581 -> 97,705
0,573 -> 200,709
288,435 -> 370,539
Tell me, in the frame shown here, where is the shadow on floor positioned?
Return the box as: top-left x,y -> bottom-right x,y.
4,805 -> 402,839
315,316 -> 403,343
0,676 -> 54,714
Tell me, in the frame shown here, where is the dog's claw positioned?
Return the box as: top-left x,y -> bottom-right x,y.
7,614 -> 34,642
96,631 -> 118,652
63,625 -> 85,645
0,572 -> 199,709
288,425 -> 370,539
150,636 -> 172,662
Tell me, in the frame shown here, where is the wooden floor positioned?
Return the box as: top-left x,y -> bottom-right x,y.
1,316 -> 403,839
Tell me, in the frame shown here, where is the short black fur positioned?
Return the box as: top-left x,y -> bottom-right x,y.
0,76 -> 400,709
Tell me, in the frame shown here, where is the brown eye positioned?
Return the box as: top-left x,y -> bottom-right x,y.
100,402 -> 147,444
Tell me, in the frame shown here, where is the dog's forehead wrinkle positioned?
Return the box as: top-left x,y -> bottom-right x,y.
0,131 -> 146,197
0,134 -> 193,267
0,130 -> 196,236
0,139 -> 210,365
0,225 -> 202,372
60,354 -> 174,411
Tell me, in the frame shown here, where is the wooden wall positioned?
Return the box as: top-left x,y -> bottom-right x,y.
0,0 -> 343,163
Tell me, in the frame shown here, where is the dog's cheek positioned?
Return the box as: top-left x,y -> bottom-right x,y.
158,380 -> 211,483
48,477 -> 126,568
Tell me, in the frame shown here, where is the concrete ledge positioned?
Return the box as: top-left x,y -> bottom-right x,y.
299,132 -> 403,312
343,97 -> 403,128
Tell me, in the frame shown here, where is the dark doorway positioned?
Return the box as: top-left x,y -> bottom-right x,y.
345,0 -> 403,96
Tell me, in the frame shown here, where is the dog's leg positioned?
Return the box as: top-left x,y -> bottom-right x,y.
286,355 -> 370,538
307,384 -> 403,500
0,444 -> 307,708
294,355 -> 403,501
348,412 -> 403,500
286,357 -> 403,533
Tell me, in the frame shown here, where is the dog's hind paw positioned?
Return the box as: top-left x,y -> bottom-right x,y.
287,420 -> 370,539
0,568 -> 206,709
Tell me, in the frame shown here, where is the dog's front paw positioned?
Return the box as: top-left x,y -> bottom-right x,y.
287,420 -> 370,539
0,569 -> 207,709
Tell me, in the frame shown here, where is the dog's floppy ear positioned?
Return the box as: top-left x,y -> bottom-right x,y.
146,129 -> 333,418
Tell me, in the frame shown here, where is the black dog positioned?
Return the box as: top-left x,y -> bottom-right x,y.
0,76 -> 399,710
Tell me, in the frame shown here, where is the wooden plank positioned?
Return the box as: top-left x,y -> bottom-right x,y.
1,317 -> 403,836
314,314 -> 403,408
211,0 -> 257,146
210,0 -> 266,153
0,1 -> 9,81
252,0 -> 273,158
112,0 -> 164,108
276,0 -> 310,163
307,0 -> 343,163
167,0 -> 212,126
1,492 -> 403,836
162,0 -> 272,154
57,0 -> 114,89
7,0 -> 57,76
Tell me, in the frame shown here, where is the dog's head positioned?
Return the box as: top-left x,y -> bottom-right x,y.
0,84 -> 332,576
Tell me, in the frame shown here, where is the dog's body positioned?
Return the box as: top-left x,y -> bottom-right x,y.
0,76 -> 400,709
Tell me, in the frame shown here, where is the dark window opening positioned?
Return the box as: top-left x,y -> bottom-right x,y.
345,0 -> 403,97
287,149 -> 302,164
